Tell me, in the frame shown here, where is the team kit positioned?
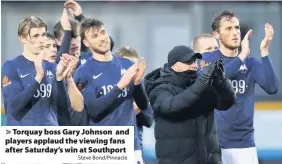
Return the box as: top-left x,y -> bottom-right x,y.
1,1 -> 279,164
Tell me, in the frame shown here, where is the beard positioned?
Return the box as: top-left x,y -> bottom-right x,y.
220,40 -> 240,50
91,46 -> 109,55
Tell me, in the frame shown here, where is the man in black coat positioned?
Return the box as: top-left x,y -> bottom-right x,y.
144,45 -> 236,164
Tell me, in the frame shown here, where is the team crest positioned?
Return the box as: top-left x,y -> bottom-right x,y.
2,76 -> 11,87
46,70 -> 54,78
239,64 -> 248,73
200,60 -> 207,68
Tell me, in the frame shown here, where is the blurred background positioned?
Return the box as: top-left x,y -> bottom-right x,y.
1,1 -> 282,164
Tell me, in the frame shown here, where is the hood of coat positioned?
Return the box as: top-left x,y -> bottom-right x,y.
144,63 -> 197,96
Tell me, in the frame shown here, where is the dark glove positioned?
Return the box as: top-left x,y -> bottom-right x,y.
200,60 -> 217,86
213,57 -> 225,84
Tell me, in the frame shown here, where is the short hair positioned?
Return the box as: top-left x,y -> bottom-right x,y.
109,36 -> 115,51
53,19 -> 79,40
18,16 -> 47,37
211,10 -> 239,32
192,33 -> 214,51
80,18 -> 104,40
115,46 -> 139,60
46,32 -> 55,40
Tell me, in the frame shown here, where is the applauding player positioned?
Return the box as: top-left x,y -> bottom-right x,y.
74,18 -> 149,163
1,16 -> 83,126
202,10 -> 279,164
116,46 -> 154,162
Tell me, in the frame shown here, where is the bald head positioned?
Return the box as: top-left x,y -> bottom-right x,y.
192,33 -> 219,53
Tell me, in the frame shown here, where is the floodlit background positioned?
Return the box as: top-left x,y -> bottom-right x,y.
1,1 -> 282,164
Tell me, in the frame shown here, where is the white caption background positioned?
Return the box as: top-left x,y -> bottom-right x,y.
0,126 -> 134,164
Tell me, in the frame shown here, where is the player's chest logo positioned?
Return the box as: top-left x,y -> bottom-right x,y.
46,70 -> 54,79
239,64 -> 248,73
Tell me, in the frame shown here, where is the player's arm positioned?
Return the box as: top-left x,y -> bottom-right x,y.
132,59 -> 149,110
132,83 -> 149,111
64,0 -> 88,52
56,8 -> 72,64
74,69 -> 123,120
66,78 -> 84,112
253,56 -> 279,94
59,55 -> 87,126
67,78 -> 84,112
1,61 -> 42,119
64,0 -> 85,22
52,79 -> 71,123
254,23 -> 279,94
63,54 -> 84,112
135,102 -> 153,128
213,79 -> 236,110
50,59 -> 72,122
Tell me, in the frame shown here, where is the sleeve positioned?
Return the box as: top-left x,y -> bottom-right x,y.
253,56 -> 279,94
149,78 -> 208,116
1,61 -> 40,119
213,78 -> 236,110
133,83 -> 149,111
52,80 -> 71,123
74,14 -> 85,22
136,103 -> 153,128
56,31 -> 72,64
202,52 -> 243,78
69,109 -> 88,126
46,63 -> 70,123
74,68 -> 123,120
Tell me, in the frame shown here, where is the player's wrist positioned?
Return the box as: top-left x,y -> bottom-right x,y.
56,73 -> 64,81
66,76 -> 74,83
260,49 -> 269,57
35,74 -> 44,83
117,82 -> 125,90
238,52 -> 248,62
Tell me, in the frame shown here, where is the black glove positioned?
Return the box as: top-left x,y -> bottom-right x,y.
200,60 -> 217,86
213,57 -> 225,84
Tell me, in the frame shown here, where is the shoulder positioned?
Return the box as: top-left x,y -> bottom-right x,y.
202,50 -> 221,62
80,52 -> 92,60
1,56 -> 22,73
75,62 -> 88,76
114,55 -> 134,68
245,56 -> 260,66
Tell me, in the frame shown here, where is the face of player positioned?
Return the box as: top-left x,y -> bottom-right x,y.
215,17 -> 241,50
44,38 -> 57,63
21,27 -> 46,55
172,57 -> 198,72
69,37 -> 81,55
83,26 -> 110,54
197,37 -> 219,53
